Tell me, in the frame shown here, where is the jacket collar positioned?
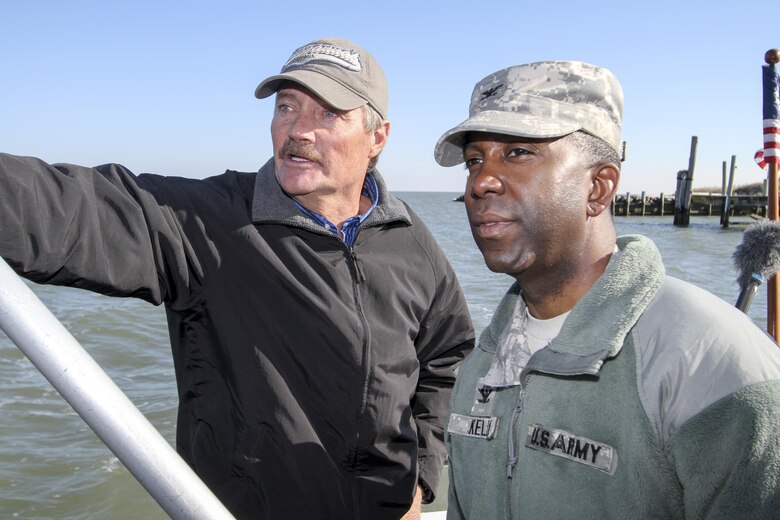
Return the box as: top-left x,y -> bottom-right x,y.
250,158 -> 411,228
556,234 -> 665,358
480,235 -> 665,363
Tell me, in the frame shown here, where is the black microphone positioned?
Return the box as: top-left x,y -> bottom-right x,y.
733,220 -> 780,313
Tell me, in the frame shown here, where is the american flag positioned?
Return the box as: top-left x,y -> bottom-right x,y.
764,64 -> 780,164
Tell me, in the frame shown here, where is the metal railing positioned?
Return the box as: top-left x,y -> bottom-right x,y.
0,258 -> 234,519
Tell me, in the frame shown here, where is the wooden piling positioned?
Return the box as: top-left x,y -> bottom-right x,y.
673,169 -> 692,225
721,156 -> 737,228
674,136 -> 698,227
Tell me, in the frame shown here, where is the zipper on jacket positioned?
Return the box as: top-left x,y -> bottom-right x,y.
505,384 -> 525,520
349,249 -> 366,284
347,246 -> 371,474
506,384 -> 526,479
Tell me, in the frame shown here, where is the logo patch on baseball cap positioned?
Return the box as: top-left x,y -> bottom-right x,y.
254,37 -> 389,118
283,42 -> 362,73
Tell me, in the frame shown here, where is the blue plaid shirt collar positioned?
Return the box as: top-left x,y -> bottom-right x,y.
292,173 -> 379,247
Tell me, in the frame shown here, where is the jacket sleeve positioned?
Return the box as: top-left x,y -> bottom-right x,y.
670,380 -> 780,518
0,152 -> 222,306
412,232 -> 476,503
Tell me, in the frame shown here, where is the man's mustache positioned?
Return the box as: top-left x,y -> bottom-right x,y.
279,140 -> 324,165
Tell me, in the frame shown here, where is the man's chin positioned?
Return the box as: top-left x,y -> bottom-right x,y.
481,256 -> 512,274
275,166 -> 324,193
479,249 -> 529,277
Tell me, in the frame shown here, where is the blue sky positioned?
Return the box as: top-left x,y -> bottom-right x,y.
2,0 -> 777,195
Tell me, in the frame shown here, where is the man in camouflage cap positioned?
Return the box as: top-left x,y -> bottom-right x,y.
438,61 -> 780,519
435,60 -> 623,166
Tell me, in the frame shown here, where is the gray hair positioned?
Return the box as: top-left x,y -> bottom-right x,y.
363,104 -> 385,171
565,131 -> 621,169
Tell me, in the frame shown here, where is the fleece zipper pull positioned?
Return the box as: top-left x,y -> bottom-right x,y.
349,250 -> 366,284
506,387 -> 524,478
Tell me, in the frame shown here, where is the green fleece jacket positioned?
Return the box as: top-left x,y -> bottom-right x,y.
446,234 -> 780,519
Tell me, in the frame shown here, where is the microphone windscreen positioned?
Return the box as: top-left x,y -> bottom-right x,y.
733,220 -> 780,290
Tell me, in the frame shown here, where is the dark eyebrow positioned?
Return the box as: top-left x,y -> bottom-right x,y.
275,90 -> 295,102
275,89 -> 344,115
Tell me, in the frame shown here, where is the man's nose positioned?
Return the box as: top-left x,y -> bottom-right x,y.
288,111 -> 317,141
469,162 -> 504,199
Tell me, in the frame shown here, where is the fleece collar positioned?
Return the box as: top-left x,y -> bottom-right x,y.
479,235 -> 665,364
250,158 -> 411,228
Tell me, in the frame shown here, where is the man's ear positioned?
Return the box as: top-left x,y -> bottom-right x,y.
587,164 -> 620,217
369,120 -> 391,158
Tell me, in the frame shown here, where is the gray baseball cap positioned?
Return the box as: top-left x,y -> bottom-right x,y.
434,60 -> 623,167
255,37 -> 388,119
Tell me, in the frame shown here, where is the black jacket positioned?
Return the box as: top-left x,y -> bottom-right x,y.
0,153 -> 475,519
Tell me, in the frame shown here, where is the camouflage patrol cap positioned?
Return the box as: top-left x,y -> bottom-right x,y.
255,37 -> 388,119
434,61 -> 623,167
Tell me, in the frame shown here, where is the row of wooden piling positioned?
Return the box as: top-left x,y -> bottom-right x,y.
612,192 -> 768,218
615,136 -> 769,228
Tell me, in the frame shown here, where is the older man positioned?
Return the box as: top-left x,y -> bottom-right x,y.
436,61 -> 780,519
0,38 -> 474,519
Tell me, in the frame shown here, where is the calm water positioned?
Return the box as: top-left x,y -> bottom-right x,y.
0,192 -> 769,518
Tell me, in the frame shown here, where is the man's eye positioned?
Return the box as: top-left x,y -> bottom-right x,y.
464,157 -> 482,168
277,104 -> 292,113
506,147 -> 531,157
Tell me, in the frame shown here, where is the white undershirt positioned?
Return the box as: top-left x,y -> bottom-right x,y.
526,245 -> 621,351
482,245 -> 620,388
526,309 -> 569,353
